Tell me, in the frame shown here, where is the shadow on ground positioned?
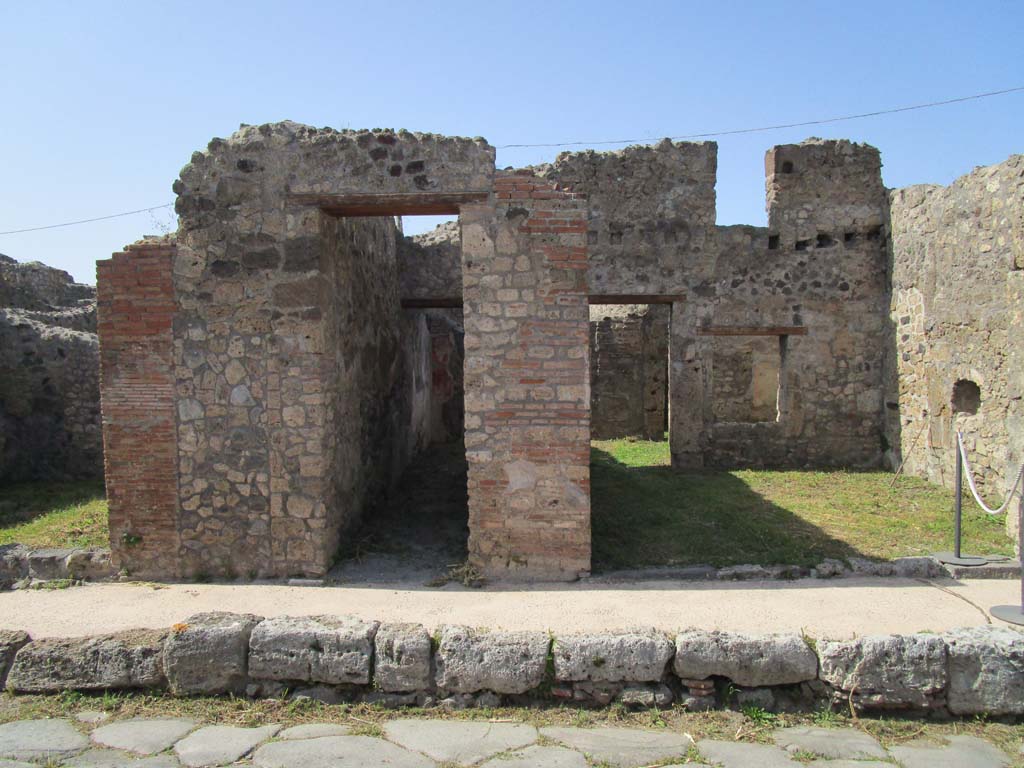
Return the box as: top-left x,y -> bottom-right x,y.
329,442 -> 469,585
590,446 -> 870,572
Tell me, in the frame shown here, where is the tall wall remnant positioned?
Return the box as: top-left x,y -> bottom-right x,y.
887,155 -> 1024,544
94,119 -> 1024,580
0,255 -> 101,482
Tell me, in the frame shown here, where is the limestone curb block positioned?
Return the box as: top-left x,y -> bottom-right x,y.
553,630 -> 673,683
0,631 -> 29,689
6,630 -> 166,692
248,615 -> 379,685
435,625 -> 550,694
673,630 -> 818,687
945,626 -> 1024,715
165,612 -> 262,695
374,623 -> 432,692
818,633 -> 947,708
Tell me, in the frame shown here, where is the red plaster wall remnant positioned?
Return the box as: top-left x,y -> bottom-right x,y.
97,240 -> 180,578
462,173 -> 592,581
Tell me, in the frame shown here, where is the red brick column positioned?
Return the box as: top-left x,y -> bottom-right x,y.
461,173 -> 591,581
96,241 -> 180,578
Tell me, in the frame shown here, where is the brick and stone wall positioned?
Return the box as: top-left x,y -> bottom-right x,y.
398,221 -> 462,302
96,240 -> 179,577
461,172 -> 591,580
0,255 -> 101,483
887,155 -> 1024,545
589,304 -> 668,440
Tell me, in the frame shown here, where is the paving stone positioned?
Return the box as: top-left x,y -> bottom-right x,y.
76,711 -> 111,724
384,719 -> 537,765
541,727 -> 693,768
478,745 -> 588,768
277,724 -> 351,740
697,740 -> 799,767
0,719 -> 89,760
62,748 -> 182,767
773,726 -> 887,760
0,760 -> 38,768
91,719 -> 197,755
252,735 -> 435,768
174,725 -> 281,767
807,762 -> 893,768
889,735 -> 1011,768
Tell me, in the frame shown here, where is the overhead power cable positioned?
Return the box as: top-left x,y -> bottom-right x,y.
494,85 -> 1024,149
0,203 -> 175,236
1,85 -> 1021,236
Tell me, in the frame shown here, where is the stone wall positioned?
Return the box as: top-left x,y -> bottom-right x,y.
710,335 -> 781,424
461,172 -> 591,580
887,155 -> 1024,544
0,255 -> 101,483
397,221 -> 462,301
589,304 -> 668,439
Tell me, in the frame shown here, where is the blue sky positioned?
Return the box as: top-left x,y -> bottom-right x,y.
1,1 -> 1021,284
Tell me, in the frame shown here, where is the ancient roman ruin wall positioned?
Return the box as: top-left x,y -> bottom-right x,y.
887,155 -> 1024,544
0,255 -> 101,483
589,304 -> 668,440
397,220 -> 462,302
111,121 -> 495,579
461,172 -> 591,581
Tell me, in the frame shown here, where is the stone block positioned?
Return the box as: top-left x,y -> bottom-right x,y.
674,630 -> 818,687
0,631 -> 29,688
945,626 -> 1024,715
65,548 -> 115,581
374,623 -> 432,692
0,545 -> 28,589
5,630 -> 166,692
26,548 -> 74,580
817,633 -> 947,708
434,625 -> 550,694
249,615 -> 379,685
553,631 -> 673,683
164,612 -> 262,695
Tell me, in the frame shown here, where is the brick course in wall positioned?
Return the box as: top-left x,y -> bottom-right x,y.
96,240 -> 180,578
462,173 -> 591,580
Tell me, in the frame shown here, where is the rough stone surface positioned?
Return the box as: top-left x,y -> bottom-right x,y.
554,631 -> 673,683
541,727 -> 693,768
818,633 -> 947,709
277,724 -> 350,740
164,612 -> 261,695
253,735 -> 435,768
945,626 -> 1024,715
383,720 -> 537,765
0,719 -> 89,760
0,254 -> 100,484
248,615 -> 378,685
673,630 -> 818,686
434,625 -> 549,694
772,726 -> 887,760
889,735 -> 1011,768
5,630 -> 165,692
478,745 -> 588,768
0,630 -> 29,688
91,719 -> 196,755
62,750 -> 181,768
174,724 -> 281,767
374,623 -> 432,692
697,740 -> 799,767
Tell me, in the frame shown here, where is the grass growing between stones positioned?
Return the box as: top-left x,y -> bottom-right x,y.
591,438 -> 1012,570
0,480 -> 107,549
1,691 -> 1021,757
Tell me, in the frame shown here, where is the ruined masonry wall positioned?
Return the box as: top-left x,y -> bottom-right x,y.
96,242 -> 179,577
589,304 -> 668,440
462,173 -> 591,580
887,155 -> 1024,545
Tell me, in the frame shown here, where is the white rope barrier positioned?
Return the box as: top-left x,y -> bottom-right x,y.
956,431 -> 1024,516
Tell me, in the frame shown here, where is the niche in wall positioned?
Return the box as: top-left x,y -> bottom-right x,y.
951,379 -> 981,415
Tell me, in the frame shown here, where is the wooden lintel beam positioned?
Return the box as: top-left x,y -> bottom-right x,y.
401,298 -> 463,309
288,192 -> 489,217
698,326 -> 808,336
587,294 -> 683,305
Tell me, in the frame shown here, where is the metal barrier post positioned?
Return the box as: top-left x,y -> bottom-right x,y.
935,431 -> 986,566
990,493 -> 1024,626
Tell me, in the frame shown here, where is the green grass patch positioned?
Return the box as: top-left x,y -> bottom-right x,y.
0,480 -> 108,549
591,438 -> 1012,571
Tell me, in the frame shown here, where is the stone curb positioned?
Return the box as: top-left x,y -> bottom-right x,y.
0,544 -> 115,590
2,614 -> 1022,716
